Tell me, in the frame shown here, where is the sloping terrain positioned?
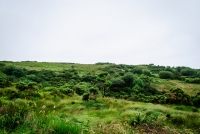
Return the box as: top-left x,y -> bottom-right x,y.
0,61 -> 200,133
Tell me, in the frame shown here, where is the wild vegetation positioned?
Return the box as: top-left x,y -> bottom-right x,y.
0,61 -> 200,133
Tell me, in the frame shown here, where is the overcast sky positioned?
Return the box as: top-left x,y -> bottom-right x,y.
0,0 -> 200,68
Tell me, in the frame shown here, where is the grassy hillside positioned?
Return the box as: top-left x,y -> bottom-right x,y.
0,61 -> 200,133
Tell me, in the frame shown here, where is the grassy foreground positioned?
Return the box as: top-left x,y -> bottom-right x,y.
0,94 -> 200,134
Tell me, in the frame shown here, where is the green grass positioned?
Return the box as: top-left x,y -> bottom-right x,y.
1,61 -> 200,133
0,93 -> 200,133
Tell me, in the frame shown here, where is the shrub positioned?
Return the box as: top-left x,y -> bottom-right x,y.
82,93 -> 90,101
0,100 -> 30,131
27,82 -> 39,90
185,78 -> 200,84
74,82 -> 89,95
98,72 -> 108,77
12,68 -> 26,78
159,71 -> 174,79
110,78 -> 125,92
181,68 -> 196,76
89,87 -> 99,100
16,81 -> 28,91
81,74 -> 96,82
143,69 -> 151,76
131,68 -> 143,75
0,73 -> 11,88
3,66 -> 16,75
122,73 -> 134,87
171,115 -> 185,126
58,87 -> 74,97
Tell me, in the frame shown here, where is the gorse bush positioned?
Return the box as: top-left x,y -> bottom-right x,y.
185,78 -> 200,84
0,73 -> 11,88
16,81 -> 39,91
159,71 -> 174,79
58,87 -> 74,97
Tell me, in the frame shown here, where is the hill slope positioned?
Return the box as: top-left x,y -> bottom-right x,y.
0,61 -> 200,133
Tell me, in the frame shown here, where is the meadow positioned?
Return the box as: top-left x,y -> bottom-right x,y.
0,61 -> 200,134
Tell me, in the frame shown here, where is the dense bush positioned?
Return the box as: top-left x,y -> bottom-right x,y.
16,81 -> 28,91
185,78 -> 200,84
159,71 -> 174,79
110,78 -> 125,92
16,81 -> 39,91
74,82 -> 89,95
0,100 -> 30,131
81,74 -> 96,83
166,88 -> 192,105
0,72 -> 11,88
180,68 -> 196,76
82,92 -> 90,101
3,66 -> 16,75
131,68 -> 143,75
122,73 -> 134,87
12,68 -> 26,78
142,69 -> 151,76
58,87 -> 74,96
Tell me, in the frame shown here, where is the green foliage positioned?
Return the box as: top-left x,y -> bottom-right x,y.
131,68 -> 143,75
16,81 -> 28,91
171,115 -> 185,126
58,87 -> 74,97
159,71 -> 174,79
0,73 -> 11,88
82,92 -> 90,101
81,74 -> 96,83
122,73 -> 134,87
185,78 -> 200,84
142,69 -> 151,76
98,72 -> 108,77
3,66 -> 16,75
3,66 -> 26,78
110,78 -> 125,92
51,119 -> 82,134
0,100 -> 30,131
12,68 -> 26,78
181,68 -> 196,76
74,82 -> 89,95
133,78 -> 145,88
167,88 -> 192,105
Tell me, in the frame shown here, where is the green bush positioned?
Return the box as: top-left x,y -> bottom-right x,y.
12,68 -> 26,78
171,115 -> 185,126
81,74 -> 96,82
0,100 -> 30,131
82,93 -> 90,101
16,81 -> 28,91
110,78 -> 125,92
122,73 -> 134,87
181,68 -> 197,76
58,87 -> 74,97
0,73 -> 11,88
143,69 -> 151,76
3,66 -> 16,75
185,78 -> 200,84
159,71 -> 174,79
131,68 -> 143,75
74,82 -> 89,95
